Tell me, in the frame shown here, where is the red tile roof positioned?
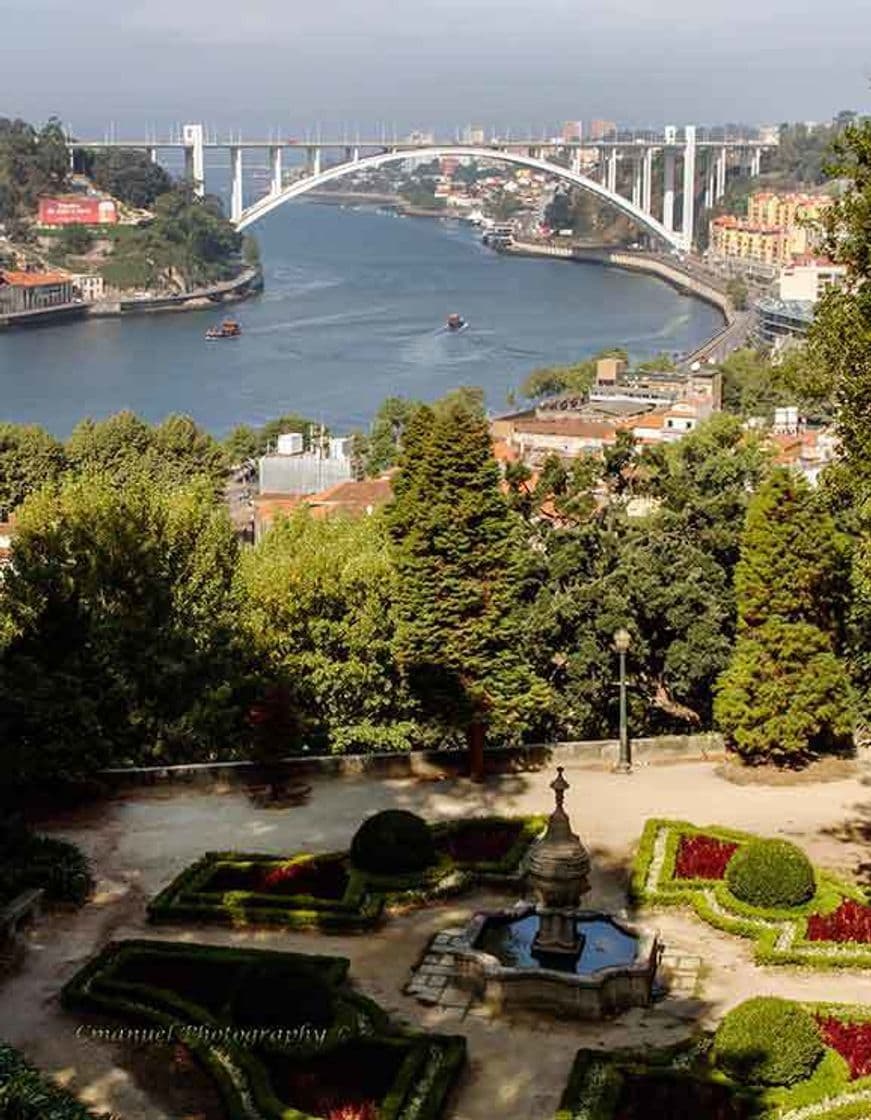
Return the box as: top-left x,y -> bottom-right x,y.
2,270 -> 71,287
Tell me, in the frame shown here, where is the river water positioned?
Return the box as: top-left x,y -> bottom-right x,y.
0,203 -> 722,437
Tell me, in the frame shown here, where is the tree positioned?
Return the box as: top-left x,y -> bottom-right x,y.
519,348 -> 628,400
57,224 -> 94,257
387,393 -> 550,779
726,277 -> 748,311
365,396 -> 421,476
0,475 -> 249,785
0,423 -> 67,518
88,148 -> 173,208
238,510 -> 419,754
714,469 -> 854,763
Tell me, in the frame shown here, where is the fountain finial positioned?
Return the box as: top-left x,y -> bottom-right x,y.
551,766 -> 569,811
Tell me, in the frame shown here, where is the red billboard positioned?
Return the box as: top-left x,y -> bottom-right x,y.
38,197 -> 118,226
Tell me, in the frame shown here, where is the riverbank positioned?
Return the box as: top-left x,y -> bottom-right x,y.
0,266 -> 263,330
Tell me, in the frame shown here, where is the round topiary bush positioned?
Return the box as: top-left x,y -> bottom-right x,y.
725,838 -> 815,909
350,810 -> 436,875
713,997 -> 823,1086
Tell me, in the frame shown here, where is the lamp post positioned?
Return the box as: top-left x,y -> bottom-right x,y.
613,627 -> 632,773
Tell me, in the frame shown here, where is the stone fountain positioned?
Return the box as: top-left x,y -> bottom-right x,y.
448,768 -> 662,1020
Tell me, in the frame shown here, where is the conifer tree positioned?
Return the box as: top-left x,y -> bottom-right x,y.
715,468 -> 853,763
388,392 -> 549,779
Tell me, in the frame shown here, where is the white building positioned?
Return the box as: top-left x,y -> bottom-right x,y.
778,260 -> 846,303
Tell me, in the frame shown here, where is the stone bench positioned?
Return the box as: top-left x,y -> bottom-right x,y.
0,887 -> 44,971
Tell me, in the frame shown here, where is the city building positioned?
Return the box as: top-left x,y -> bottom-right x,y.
562,121 -> 583,143
709,191 -> 832,268
257,434 -> 355,495
588,120 -> 617,141
462,125 -> 486,145
751,297 -> 815,349
0,269 -> 74,315
72,274 -> 105,302
777,258 -> 846,302
253,476 -> 393,540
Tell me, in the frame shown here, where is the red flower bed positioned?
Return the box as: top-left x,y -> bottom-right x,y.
673,834 -> 739,881
807,900 -> 871,944
439,823 -> 523,865
258,857 -> 349,900
817,1016 -> 871,1080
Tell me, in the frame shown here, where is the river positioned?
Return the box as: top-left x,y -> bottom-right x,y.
0,203 -> 723,437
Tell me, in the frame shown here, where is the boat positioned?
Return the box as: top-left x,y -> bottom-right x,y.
205,319 -> 242,340
446,313 -> 467,331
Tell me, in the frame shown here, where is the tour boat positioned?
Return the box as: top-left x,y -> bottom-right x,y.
205,319 -> 241,340
446,313 -> 467,331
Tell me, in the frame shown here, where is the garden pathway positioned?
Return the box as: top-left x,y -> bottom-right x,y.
3,760 -> 871,1119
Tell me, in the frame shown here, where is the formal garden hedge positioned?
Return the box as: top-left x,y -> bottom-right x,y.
554,1000 -> 871,1120
0,1042 -> 108,1119
62,939 -> 466,1120
631,819 -> 871,968
147,815 -> 545,932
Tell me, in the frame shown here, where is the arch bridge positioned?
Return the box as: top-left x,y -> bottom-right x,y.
71,125 -> 775,253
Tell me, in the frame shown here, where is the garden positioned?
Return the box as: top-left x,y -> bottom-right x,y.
61,938 -> 466,1120
632,818 -> 871,967
148,812 -> 546,931
556,997 -> 871,1120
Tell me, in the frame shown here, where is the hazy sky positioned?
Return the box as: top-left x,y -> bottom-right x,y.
2,0 -> 870,136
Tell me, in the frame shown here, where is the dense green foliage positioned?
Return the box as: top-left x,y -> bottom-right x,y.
224,412 -> 314,463
725,839 -> 816,909
100,187 -> 243,292
388,392 -> 550,765
519,348 -> 628,400
0,423 -> 68,519
0,1042 -> 105,1119
0,474 -> 251,784
84,147 -> 173,208
350,810 -> 436,874
0,815 -> 92,906
0,116 -> 68,233
713,997 -> 824,1086
714,470 -> 854,762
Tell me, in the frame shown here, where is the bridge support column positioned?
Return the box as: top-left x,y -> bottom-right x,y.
705,152 -> 715,210
631,156 -> 642,208
307,147 -> 322,177
182,123 -> 205,198
751,146 -> 762,177
607,150 -> 618,193
353,146 -> 360,163
148,147 -> 158,164
681,125 -> 697,251
642,148 -> 654,214
270,146 -> 283,195
570,149 -> 582,176
716,146 -> 727,200
230,146 -> 243,224
663,149 -> 676,231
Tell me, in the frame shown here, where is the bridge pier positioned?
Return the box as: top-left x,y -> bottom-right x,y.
642,148 -> 654,215
705,152 -> 715,210
631,154 -> 642,208
182,123 -> 205,198
662,149 -> 676,232
716,146 -> 727,201
607,150 -> 618,194
270,146 -> 283,195
751,146 -> 762,177
307,147 -> 322,177
681,125 -> 697,251
230,146 -> 243,224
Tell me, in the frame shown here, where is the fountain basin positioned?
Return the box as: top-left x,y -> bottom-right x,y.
451,904 -> 661,1020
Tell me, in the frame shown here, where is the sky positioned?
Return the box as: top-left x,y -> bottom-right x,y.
2,0 -> 870,137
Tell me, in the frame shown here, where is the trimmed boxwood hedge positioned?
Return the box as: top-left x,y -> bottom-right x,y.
713,997 -> 824,1086
0,1042 -> 108,1119
147,815 -> 546,933
726,840 -> 816,910
631,819 -> 871,969
555,1003 -> 871,1120
62,939 -> 466,1120
350,810 -> 437,874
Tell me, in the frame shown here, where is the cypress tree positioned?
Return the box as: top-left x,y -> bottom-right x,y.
388,392 -> 549,779
715,468 -> 853,763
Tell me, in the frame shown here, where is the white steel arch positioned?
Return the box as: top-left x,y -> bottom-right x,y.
235,145 -> 684,250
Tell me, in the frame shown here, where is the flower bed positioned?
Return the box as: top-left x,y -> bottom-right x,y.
147,815 -> 545,934
556,1004 -> 871,1120
62,939 -> 465,1120
673,833 -> 739,881
631,819 -> 871,969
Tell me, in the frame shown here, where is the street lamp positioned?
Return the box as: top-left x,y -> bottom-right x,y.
613,627 -> 632,774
